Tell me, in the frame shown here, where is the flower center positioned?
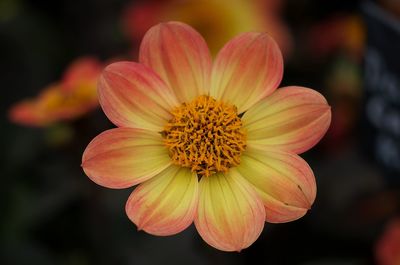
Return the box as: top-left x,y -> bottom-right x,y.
163,95 -> 246,177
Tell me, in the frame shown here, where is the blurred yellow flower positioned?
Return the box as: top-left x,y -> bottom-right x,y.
122,0 -> 292,57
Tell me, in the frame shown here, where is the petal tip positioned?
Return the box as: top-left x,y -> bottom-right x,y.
102,61 -> 134,74
125,166 -> 198,237
195,172 -> 265,252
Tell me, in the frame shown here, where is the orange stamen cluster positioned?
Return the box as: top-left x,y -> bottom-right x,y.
163,95 -> 246,177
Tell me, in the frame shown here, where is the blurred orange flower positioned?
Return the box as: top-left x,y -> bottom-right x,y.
9,57 -> 102,127
122,0 -> 293,57
376,218 -> 400,265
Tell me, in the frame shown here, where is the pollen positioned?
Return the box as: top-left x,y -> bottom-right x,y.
163,95 -> 246,177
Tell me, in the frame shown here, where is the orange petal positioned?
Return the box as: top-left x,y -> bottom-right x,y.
237,145 -> 316,223
210,32 -> 283,113
82,128 -> 171,189
9,85 -> 65,127
194,172 -> 265,252
242,86 -> 331,154
139,21 -> 212,103
126,166 -> 198,236
9,100 -> 51,127
62,57 -> 101,92
98,62 -> 179,131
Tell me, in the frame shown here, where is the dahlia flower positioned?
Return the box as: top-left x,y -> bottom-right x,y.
82,22 -> 331,251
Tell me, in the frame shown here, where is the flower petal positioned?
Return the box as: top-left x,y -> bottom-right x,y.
62,57 -> 101,92
9,100 -> 50,127
9,84 -> 79,127
242,86 -> 331,154
139,21 -> 212,103
237,145 -> 316,223
82,128 -> 171,189
210,32 -> 283,113
194,171 -> 265,252
98,62 -> 179,131
126,166 -> 198,236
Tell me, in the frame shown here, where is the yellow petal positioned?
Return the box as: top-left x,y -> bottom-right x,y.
126,166 -> 198,236
210,32 -> 283,113
194,171 -> 265,252
98,62 -> 179,131
242,86 -> 331,154
237,145 -> 316,223
82,128 -> 171,189
139,21 -> 212,103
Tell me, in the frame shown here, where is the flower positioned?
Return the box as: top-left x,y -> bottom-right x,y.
82,22 -> 331,251
9,57 -> 101,127
122,0 -> 293,57
376,218 -> 400,265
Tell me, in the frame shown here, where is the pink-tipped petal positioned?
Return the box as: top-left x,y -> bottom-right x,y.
82,128 -> 171,189
242,86 -> 331,154
194,171 -> 265,252
139,21 -> 212,103
126,166 -> 198,236
210,32 -> 283,113
262,198 -> 309,223
98,62 -> 179,131
237,145 -> 317,223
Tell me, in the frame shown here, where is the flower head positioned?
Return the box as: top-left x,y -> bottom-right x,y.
9,57 -> 101,127
82,22 -> 331,251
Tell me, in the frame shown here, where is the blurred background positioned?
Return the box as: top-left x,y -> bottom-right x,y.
1,0 -> 400,264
